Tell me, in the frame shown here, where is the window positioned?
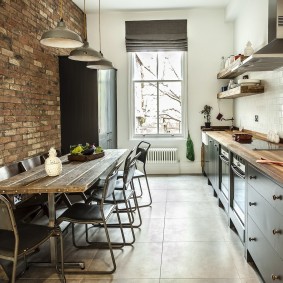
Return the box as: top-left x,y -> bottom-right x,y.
131,51 -> 186,137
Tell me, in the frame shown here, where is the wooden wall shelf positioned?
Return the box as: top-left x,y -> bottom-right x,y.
217,56 -> 248,79
217,85 -> 264,99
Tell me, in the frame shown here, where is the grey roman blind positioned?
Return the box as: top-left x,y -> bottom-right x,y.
125,20 -> 188,52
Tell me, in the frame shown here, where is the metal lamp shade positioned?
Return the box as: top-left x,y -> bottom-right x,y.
68,41 -> 102,61
40,19 -> 83,48
86,56 -> 113,69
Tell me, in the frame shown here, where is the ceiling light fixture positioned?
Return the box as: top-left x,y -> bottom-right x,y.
68,0 -> 101,61
40,0 -> 83,48
87,0 -> 113,69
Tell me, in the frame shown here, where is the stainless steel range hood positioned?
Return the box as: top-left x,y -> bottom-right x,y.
255,0 -> 283,54
230,0 -> 283,76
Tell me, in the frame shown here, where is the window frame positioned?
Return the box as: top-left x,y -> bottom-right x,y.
128,51 -> 187,139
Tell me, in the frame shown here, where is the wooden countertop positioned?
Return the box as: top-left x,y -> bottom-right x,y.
205,131 -> 283,186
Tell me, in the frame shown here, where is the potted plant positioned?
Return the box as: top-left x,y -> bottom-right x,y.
200,105 -> 212,128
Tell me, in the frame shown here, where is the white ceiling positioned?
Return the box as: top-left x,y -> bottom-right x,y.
72,0 -> 231,13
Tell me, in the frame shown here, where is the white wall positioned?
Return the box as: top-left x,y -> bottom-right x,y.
226,0 -> 283,138
87,9 -> 234,174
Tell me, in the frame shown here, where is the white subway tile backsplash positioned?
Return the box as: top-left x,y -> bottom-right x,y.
234,68 -> 283,138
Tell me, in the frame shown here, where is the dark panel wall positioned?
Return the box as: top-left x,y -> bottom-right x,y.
0,0 -> 84,165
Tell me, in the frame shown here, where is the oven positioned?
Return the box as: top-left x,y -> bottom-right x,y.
219,146 -> 229,214
230,153 -> 246,242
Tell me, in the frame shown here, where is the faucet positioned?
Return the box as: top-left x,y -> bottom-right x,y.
221,117 -> 234,131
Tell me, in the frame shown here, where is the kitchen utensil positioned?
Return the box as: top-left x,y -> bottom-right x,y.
256,158 -> 283,166
232,133 -> 253,143
216,113 -> 223,120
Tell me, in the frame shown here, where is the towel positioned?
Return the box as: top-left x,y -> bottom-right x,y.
186,131 -> 195,161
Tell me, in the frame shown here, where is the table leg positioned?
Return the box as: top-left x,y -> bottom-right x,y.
47,193 -> 85,270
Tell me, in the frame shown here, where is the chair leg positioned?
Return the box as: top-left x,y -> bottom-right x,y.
131,188 -> 142,228
102,221 -> 116,274
136,174 -> 152,208
65,223 -> 117,274
11,258 -> 17,283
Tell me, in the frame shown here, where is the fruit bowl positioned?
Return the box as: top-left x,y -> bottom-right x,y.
68,143 -> 104,161
68,151 -> 105,162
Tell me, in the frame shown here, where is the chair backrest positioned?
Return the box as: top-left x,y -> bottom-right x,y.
136,141 -> 151,165
123,146 -> 136,171
19,155 -> 42,172
0,163 -> 22,181
0,194 -> 17,232
103,160 -> 123,200
123,152 -> 141,189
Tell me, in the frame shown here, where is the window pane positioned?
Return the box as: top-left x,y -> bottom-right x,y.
158,52 -> 182,80
134,82 -> 158,134
159,82 -> 182,134
133,52 -> 157,80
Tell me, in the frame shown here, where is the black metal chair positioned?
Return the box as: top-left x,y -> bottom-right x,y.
87,152 -> 142,244
0,194 -> 65,283
118,141 -> 152,207
0,163 -> 48,223
19,155 -> 42,172
56,160 -> 125,274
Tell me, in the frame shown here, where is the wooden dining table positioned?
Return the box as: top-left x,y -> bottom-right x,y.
0,148 -> 127,268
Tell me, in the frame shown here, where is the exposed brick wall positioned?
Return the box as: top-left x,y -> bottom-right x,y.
0,0 -> 84,165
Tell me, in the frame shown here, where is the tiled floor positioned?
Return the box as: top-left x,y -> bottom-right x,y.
5,175 -> 263,282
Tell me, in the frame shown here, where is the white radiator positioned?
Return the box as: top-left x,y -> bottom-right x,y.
146,148 -> 178,164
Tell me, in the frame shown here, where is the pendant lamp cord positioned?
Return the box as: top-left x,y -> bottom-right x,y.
60,0 -> 63,21
98,0 -> 102,52
83,0 -> 87,40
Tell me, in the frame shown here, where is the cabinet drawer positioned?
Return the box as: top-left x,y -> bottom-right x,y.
248,184 -> 283,258
247,165 -> 283,216
247,216 -> 283,283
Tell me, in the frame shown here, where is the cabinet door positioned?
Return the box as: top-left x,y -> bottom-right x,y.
59,57 -> 99,154
98,70 -> 108,149
98,69 -> 117,149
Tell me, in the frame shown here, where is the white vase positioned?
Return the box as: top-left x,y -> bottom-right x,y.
244,41 -> 254,56
45,147 -> 62,176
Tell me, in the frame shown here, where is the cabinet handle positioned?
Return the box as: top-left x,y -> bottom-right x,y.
272,229 -> 282,235
271,274 -> 281,280
248,237 -> 256,241
249,202 -> 256,206
249,175 -> 257,179
273,195 -> 282,201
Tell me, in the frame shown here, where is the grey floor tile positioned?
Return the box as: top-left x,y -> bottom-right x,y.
160,280 -> 242,283
164,218 -> 230,242
166,189 -> 216,202
85,243 -> 162,279
165,201 -> 221,219
82,279 -> 159,283
139,202 -> 166,219
161,241 -> 240,279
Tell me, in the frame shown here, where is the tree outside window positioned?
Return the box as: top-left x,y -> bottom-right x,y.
133,52 -> 183,136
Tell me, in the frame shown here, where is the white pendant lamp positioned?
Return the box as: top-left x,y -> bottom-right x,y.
69,0 -> 102,61
86,0 -> 113,69
40,0 -> 83,48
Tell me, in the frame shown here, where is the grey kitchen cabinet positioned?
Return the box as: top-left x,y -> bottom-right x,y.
247,164 -> 283,282
59,57 -> 117,154
97,70 -> 117,149
207,137 -> 220,196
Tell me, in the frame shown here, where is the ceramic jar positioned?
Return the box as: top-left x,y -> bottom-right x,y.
45,147 -> 62,176
244,41 -> 254,56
